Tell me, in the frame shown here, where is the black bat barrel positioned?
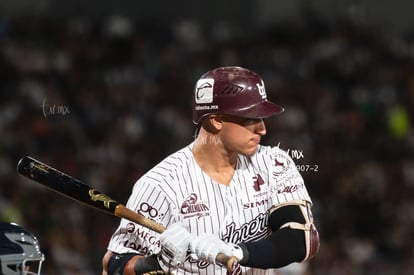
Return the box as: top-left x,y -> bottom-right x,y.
17,156 -> 120,214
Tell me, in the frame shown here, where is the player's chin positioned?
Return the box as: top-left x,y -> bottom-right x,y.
243,144 -> 260,156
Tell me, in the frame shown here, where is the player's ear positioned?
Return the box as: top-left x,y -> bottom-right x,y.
208,114 -> 223,131
201,114 -> 222,133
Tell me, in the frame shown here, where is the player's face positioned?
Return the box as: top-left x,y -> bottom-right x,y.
218,115 -> 267,156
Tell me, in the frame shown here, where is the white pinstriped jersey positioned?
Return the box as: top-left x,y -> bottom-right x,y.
107,142 -> 312,274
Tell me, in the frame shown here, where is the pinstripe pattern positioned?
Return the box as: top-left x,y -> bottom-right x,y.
107,143 -> 311,274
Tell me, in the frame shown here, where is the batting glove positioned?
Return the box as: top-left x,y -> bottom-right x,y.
189,234 -> 244,264
158,223 -> 191,272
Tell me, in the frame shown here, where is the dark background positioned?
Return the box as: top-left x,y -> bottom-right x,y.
1,0 -> 414,274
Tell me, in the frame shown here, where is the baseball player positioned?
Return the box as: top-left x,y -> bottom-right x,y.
102,66 -> 319,275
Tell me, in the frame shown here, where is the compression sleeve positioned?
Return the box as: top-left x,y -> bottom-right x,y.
107,252 -> 138,275
107,253 -> 166,275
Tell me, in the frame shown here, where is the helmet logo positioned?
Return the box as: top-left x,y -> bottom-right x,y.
195,79 -> 214,104
256,81 -> 267,100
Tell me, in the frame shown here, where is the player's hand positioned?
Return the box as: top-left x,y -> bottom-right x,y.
189,234 -> 244,264
158,223 -> 191,271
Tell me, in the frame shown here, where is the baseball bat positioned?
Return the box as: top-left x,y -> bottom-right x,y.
16,156 -> 238,270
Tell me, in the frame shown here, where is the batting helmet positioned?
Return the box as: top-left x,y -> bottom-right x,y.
0,222 -> 45,275
192,66 -> 284,124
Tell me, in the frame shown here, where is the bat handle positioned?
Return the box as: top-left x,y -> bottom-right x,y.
216,253 -> 239,271
114,205 -> 166,234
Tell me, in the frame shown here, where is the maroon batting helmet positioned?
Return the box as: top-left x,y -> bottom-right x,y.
192,66 -> 284,124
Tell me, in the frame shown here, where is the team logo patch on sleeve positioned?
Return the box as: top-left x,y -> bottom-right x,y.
271,152 -> 291,176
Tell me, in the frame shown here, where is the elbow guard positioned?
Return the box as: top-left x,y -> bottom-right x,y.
270,200 -> 320,262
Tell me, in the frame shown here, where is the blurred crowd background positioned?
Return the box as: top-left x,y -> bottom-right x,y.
1,0 -> 414,274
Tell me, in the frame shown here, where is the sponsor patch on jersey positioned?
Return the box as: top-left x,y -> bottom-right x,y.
138,202 -> 159,218
243,198 -> 269,210
276,183 -> 304,194
195,79 -> 214,104
181,193 -> 211,219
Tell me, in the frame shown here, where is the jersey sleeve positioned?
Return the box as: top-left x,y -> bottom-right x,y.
107,176 -> 176,255
266,146 -> 312,205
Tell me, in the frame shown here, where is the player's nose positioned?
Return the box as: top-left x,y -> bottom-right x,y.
255,119 -> 267,136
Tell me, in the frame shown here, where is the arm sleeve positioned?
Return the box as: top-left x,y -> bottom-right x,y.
107,252 -> 167,275
107,252 -> 138,275
238,205 -> 309,268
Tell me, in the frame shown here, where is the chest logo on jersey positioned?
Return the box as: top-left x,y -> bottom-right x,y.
181,193 -> 210,219
222,212 -> 269,244
252,174 -> 265,191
